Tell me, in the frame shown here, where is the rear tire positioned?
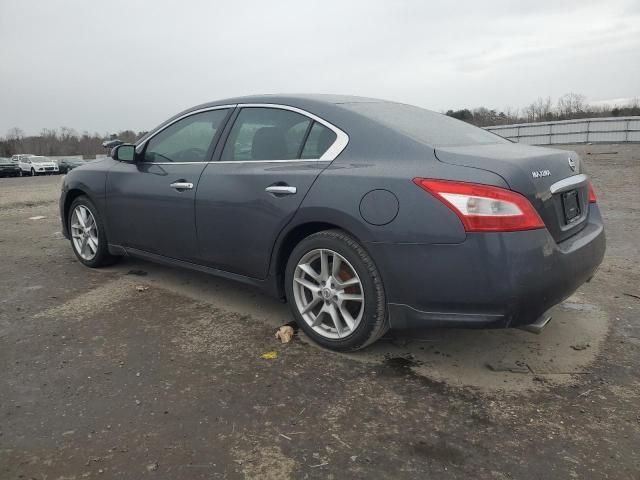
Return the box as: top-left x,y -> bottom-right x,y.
285,229 -> 388,351
68,196 -> 117,268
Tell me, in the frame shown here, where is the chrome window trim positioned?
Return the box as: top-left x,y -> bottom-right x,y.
135,104 -> 237,154
135,102 -> 349,164
235,103 -> 349,161
549,174 -> 588,194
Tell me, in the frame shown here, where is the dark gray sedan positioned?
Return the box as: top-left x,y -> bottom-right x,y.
58,158 -> 88,174
59,95 -> 605,351
0,158 -> 21,177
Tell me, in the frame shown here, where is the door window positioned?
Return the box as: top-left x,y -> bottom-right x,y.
221,108 -> 311,161
301,122 -> 337,159
143,109 -> 229,163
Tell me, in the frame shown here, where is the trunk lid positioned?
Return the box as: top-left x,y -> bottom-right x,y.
435,143 -> 590,243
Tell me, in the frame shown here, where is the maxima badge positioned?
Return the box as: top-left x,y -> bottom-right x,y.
531,169 -> 551,179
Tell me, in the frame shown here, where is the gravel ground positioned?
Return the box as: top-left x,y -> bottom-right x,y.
1,144 -> 639,479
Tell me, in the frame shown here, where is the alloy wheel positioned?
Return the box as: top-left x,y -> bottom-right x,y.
70,205 -> 99,261
292,248 -> 364,339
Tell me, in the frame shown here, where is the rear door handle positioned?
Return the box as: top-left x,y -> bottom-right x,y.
265,185 -> 297,195
170,181 -> 194,190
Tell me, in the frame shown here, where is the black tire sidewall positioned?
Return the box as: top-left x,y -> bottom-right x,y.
285,230 -> 387,351
68,196 -> 112,268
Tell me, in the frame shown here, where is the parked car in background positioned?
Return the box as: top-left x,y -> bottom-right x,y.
58,158 -> 87,174
18,155 -> 59,176
0,158 -> 21,177
11,154 -> 34,164
59,94 -> 606,351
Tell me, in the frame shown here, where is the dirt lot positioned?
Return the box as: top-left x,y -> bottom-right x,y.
1,144 -> 639,479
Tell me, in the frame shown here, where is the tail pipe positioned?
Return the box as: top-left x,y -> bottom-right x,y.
519,313 -> 552,335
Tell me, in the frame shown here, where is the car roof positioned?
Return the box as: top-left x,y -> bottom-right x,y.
139,94 -> 462,157
200,93 -> 387,108
138,94 -> 404,146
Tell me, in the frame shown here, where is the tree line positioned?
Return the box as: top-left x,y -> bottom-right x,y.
446,93 -> 640,127
1,93 -> 638,157
0,128 -> 146,158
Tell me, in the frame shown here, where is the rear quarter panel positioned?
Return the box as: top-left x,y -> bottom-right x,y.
290,128 -> 509,245
272,124 -> 513,302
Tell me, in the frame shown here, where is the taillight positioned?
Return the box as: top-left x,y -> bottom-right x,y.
413,178 -> 545,232
588,181 -> 597,203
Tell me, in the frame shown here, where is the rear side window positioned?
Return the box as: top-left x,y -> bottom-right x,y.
301,122 -> 337,159
221,108 -> 311,161
143,109 -> 229,163
344,102 -> 508,147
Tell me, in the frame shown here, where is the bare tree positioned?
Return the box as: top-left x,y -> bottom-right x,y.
445,93 -> 640,126
6,127 -> 25,141
502,106 -> 520,124
524,97 -> 553,122
0,127 -> 147,158
557,93 -> 587,119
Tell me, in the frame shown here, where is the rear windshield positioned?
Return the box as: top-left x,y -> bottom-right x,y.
344,102 -> 508,147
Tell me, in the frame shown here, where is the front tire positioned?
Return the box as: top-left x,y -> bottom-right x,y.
285,229 -> 388,351
68,196 -> 116,268
30,168 -> 36,176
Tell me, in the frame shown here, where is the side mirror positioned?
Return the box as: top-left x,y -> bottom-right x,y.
112,144 -> 136,162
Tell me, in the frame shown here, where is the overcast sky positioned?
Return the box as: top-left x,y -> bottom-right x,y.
1,0 -> 639,135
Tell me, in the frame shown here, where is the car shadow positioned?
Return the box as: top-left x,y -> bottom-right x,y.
104,256 -> 609,392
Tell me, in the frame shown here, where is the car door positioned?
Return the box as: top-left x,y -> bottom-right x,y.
105,107 -> 232,261
195,105 -> 343,279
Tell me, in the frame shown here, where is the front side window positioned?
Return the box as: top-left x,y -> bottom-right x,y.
221,108 -> 311,161
143,109 -> 229,163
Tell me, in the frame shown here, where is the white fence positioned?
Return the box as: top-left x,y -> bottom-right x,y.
485,116 -> 640,145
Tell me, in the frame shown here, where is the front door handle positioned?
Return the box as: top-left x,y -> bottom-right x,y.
265,185 -> 297,195
170,181 -> 194,191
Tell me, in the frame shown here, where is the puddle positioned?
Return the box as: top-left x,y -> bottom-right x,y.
352,293 -> 610,391
376,356 -> 419,377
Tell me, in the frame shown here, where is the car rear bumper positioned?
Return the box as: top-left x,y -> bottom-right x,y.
367,206 -> 606,330
34,166 -> 59,173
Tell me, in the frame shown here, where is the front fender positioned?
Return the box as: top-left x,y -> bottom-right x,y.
60,161 -> 111,237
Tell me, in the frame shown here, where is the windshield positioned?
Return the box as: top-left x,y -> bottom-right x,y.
344,102 -> 508,147
30,156 -> 49,162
